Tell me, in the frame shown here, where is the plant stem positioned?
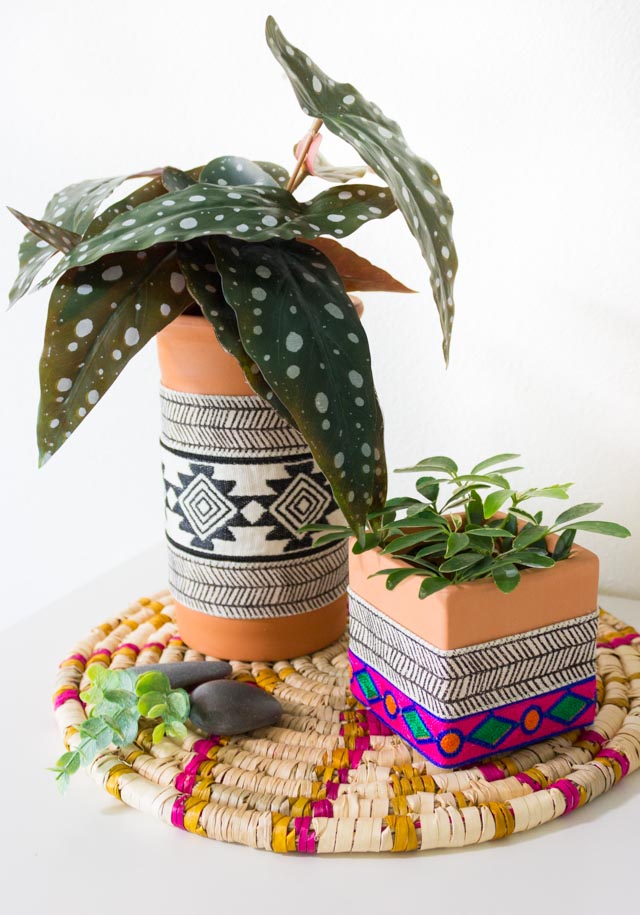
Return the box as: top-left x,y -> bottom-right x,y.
287,118 -> 323,192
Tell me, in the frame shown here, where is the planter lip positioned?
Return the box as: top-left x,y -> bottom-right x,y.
350,534 -> 597,598
348,529 -> 600,651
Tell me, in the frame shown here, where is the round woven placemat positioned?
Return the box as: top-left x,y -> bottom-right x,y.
53,592 -> 640,854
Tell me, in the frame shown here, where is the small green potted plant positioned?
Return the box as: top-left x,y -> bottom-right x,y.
7,18 -> 458,660
307,453 -> 630,767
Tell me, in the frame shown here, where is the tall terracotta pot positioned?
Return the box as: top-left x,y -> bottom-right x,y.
157,315 -> 349,661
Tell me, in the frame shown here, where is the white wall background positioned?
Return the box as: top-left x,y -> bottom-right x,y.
1,0 -> 638,629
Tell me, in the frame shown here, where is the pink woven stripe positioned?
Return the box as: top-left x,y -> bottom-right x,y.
552,778 -> 581,814
175,772 -> 197,794
116,642 -> 140,654
598,748 -> 630,777
515,772 -> 542,792
579,729 -> 606,746
171,794 -> 187,829
142,641 -> 166,652
294,817 -> 316,853
477,763 -> 505,782
53,689 -> 80,709
311,799 -> 333,818
325,781 -> 339,800
598,632 -> 638,649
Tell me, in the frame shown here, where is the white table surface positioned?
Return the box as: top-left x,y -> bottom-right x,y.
1,544 -> 639,915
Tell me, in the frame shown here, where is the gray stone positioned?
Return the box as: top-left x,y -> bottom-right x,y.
136,661 -> 232,691
189,679 -> 282,735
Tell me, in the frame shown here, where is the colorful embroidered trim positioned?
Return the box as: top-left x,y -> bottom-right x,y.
349,649 -> 597,768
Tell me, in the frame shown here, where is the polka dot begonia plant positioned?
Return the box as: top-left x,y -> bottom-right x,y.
7,17 -> 458,541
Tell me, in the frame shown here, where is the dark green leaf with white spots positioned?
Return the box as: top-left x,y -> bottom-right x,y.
177,239 -> 294,424
162,167 -> 198,192
86,167 -> 203,239
7,208 -> 80,252
53,182 -> 396,272
255,161 -> 290,187
38,246 -> 191,463
266,16 -> 458,362
9,174 -> 136,305
200,156 -> 280,188
83,177 -> 167,239
209,235 -> 387,534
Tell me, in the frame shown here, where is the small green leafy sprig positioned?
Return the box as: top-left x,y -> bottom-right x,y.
51,666 -> 189,793
303,453 -> 631,598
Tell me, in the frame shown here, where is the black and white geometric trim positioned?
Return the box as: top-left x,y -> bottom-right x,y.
168,539 -> 348,619
348,589 -> 598,719
160,387 -> 308,456
160,386 -> 348,619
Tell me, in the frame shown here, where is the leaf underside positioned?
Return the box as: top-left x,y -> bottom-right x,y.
300,237 -> 415,293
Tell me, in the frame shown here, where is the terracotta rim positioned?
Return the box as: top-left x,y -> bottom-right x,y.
174,595 -> 348,662
349,528 -> 600,651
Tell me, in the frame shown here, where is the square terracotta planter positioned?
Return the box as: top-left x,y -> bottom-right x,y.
348,535 -> 599,768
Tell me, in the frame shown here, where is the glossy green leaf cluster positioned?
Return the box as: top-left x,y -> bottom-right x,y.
8,17 -> 459,534
304,454 -> 631,597
50,666 -> 189,793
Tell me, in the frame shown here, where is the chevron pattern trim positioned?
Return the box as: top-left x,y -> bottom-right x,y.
159,385 -> 348,619
160,386 -> 308,456
167,539 -> 348,618
348,589 -> 598,719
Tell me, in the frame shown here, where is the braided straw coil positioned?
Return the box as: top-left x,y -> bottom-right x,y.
53,592 -> 640,854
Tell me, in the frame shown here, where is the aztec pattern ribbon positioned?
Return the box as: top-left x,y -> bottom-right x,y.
160,386 -> 348,618
348,589 -> 598,768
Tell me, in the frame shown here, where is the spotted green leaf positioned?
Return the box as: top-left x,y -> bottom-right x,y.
38,245 -> 192,464
176,239 -> 294,424
83,176 -> 167,239
200,156 -> 280,188
209,235 -> 387,533
162,166 -> 198,192
8,174 -> 142,306
266,16 -> 458,362
53,182 -> 396,273
255,161 -> 290,187
7,208 -> 80,253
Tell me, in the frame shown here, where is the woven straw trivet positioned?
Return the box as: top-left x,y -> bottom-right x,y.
53,592 -> 640,854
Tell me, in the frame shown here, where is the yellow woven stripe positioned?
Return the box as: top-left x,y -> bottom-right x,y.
192,777 -> 215,802
105,763 -> 133,800
524,767 -> 550,789
482,801 -> 515,838
255,669 -> 280,693
271,814 -> 296,853
278,666 -> 296,679
183,797 -> 208,836
454,791 -> 468,808
390,795 -> 408,816
137,597 -> 151,606
60,658 -> 85,671
149,612 -> 171,628
149,600 -> 166,612
289,796 -> 311,817
385,815 -> 418,852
